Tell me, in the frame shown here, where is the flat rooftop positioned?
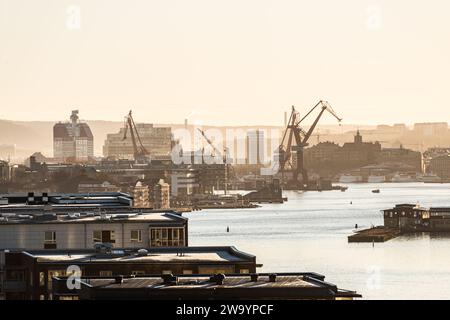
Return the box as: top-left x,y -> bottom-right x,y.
0,211 -> 187,225
0,192 -> 133,209
23,246 -> 254,264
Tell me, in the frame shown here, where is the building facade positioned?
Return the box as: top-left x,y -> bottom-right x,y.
154,179 -> 170,209
53,110 -> 94,163
0,212 -> 187,250
132,181 -> 151,208
429,155 -> 450,178
103,123 -> 172,160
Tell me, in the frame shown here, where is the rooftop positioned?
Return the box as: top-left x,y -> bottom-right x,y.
20,246 -> 255,264
0,192 -> 133,210
61,273 -> 361,300
0,210 -> 186,225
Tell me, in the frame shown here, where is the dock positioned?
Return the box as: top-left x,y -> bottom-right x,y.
348,227 -> 400,243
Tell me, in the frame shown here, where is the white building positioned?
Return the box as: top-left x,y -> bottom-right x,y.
53,110 -> 94,163
0,211 -> 187,250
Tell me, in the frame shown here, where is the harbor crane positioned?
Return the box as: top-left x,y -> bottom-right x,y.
197,128 -> 230,195
122,110 -> 150,163
278,100 -> 342,189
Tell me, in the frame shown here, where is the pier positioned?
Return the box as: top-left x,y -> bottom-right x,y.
348,227 -> 400,243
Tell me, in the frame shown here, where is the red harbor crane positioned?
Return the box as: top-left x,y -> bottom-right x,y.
278,100 -> 342,189
122,110 -> 150,163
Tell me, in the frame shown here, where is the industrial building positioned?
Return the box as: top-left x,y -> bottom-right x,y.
2,246 -> 257,300
53,110 -> 94,163
52,273 -> 360,300
103,123 -> 172,160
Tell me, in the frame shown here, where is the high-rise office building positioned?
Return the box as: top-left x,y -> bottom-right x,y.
53,110 -> 94,162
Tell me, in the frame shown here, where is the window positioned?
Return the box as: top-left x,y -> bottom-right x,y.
131,271 -> 145,276
130,230 -> 142,242
150,228 -> 185,247
93,230 -> 116,244
240,269 -> 250,274
99,271 -> 113,277
39,272 -> 45,287
93,230 -> 102,243
48,270 -> 67,291
162,270 -> 172,275
44,231 -> 57,249
183,270 -> 193,275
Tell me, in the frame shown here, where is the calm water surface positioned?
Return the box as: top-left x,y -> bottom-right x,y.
185,183 -> 450,300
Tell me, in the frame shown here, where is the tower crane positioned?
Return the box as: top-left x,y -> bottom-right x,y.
122,110 -> 150,163
278,100 -> 342,189
197,129 -> 230,195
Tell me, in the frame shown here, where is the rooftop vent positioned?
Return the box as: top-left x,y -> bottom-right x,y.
114,275 -> 124,284
137,249 -> 148,256
209,273 -> 226,285
94,243 -> 113,254
68,212 -> 81,219
161,274 -> 178,285
27,192 -> 35,205
42,192 -> 49,204
269,274 -> 277,283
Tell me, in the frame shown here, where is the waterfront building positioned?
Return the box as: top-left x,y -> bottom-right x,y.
382,204 -> 430,231
53,110 -> 94,163
428,207 -> 450,231
304,131 -> 382,174
376,147 -> 423,173
53,273 -> 360,301
103,123 -> 172,160
429,155 -> 450,178
2,246 -> 256,300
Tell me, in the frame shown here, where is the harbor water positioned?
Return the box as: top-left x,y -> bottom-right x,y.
185,183 -> 450,300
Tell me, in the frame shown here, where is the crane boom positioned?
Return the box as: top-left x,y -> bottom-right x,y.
276,100 -> 342,189
122,110 -> 149,162
197,128 -> 229,194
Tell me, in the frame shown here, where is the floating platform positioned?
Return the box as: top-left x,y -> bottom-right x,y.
348,227 -> 400,243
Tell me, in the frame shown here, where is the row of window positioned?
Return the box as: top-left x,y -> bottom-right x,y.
43,228 -> 185,249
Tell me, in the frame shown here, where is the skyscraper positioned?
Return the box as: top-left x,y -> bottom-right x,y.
53,110 -> 94,162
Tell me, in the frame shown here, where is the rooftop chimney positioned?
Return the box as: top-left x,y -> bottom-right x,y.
269,274 -> 277,282
210,273 -> 226,285
161,274 -> 178,285
114,275 -> 124,284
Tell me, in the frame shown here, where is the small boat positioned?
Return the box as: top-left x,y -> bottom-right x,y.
372,189 -> 380,193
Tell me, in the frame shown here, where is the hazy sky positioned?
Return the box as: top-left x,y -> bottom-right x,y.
1,0 -> 449,126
